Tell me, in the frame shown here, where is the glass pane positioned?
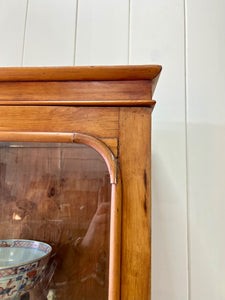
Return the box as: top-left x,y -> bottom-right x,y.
0,142 -> 111,300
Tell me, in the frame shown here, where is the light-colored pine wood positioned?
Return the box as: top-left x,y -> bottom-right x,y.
0,80 -> 152,102
99,138 -> 118,158
0,99 -> 156,107
119,107 -> 152,300
0,66 -> 160,107
23,0 -> 77,66
0,131 -> 73,143
0,106 -> 119,138
0,65 -> 161,82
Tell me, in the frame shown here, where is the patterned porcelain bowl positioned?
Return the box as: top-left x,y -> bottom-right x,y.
0,239 -> 52,299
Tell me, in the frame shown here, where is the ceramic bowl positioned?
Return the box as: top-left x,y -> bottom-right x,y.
0,239 -> 52,299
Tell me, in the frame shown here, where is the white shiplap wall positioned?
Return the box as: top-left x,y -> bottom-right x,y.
129,1 -> 188,299
23,0 -> 77,66
0,0 -> 224,299
75,0 -> 129,65
186,0 -> 225,299
0,0 -> 27,66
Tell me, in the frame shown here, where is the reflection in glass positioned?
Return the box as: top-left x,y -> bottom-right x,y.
0,142 -> 111,300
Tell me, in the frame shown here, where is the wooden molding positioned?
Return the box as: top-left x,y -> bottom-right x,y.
0,130 -> 121,300
0,131 -> 117,184
0,65 -> 161,82
74,132 -> 117,184
109,173 -> 122,300
0,66 -> 161,106
0,99 -> 156,107
0,79 -> 155,107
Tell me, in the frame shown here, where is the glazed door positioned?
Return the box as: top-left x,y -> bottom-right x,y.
0,132 -> 120,300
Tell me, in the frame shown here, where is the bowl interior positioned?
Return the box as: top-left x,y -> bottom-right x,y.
0,248 -> 46,268
0,240 -> 51,269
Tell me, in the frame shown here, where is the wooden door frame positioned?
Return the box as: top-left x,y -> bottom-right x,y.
0,130 -> 122,300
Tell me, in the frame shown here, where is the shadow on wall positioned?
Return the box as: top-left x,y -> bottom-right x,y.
186,123 -> 225,299
151,123 -> 225,299
151,146 -> 187,299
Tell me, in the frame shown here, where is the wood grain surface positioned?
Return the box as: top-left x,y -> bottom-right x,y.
0,80 -> 155,107
119,107 -> 152,300
0,65 -> 161,82
0,106 -> 119,138
0,80 -> 151,101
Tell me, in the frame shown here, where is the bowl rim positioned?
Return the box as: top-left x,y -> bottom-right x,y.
0,239 -> 52,271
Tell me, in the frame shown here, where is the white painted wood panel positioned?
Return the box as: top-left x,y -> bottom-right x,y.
186,0 -> 225,299
75,0 -> 129,65
0,0 -> 27,66
23,0 -> 77,66
130,1 -> 188,299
